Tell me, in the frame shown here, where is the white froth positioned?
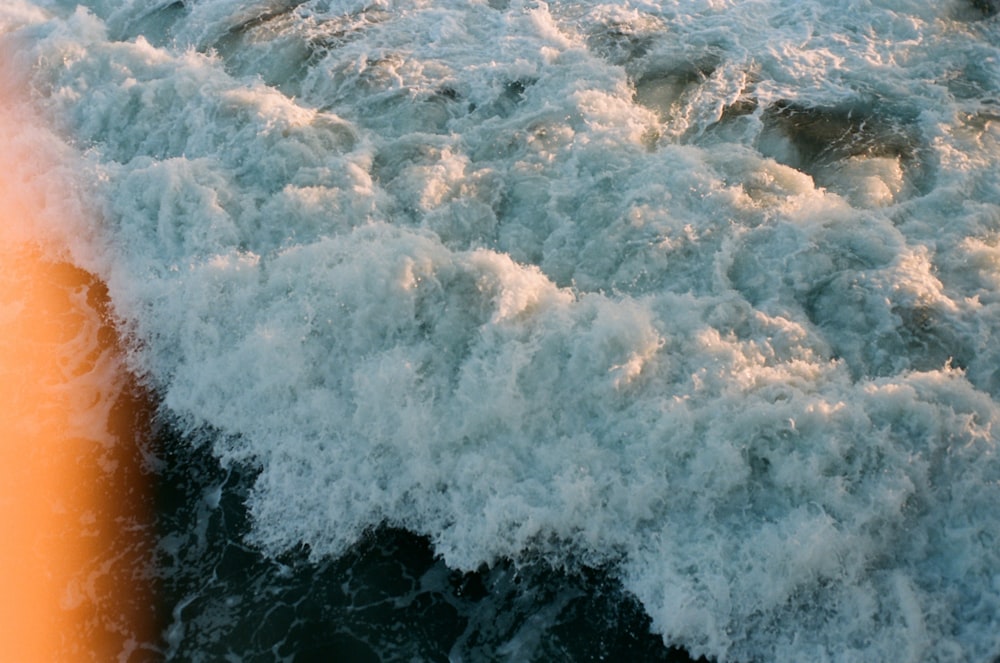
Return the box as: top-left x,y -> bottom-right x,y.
7,1 -> 1000,661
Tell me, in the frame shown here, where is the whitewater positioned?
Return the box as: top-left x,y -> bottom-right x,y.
2,0 -> 999,660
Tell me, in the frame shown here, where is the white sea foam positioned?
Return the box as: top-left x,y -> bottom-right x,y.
4,0 -> 1000,660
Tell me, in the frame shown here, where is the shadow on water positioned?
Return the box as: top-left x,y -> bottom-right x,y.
967,0 -> 998,19
754,99 -> 930,207
146,422 -> 706,662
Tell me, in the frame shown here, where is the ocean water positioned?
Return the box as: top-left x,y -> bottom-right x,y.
2,0 -> 1000,660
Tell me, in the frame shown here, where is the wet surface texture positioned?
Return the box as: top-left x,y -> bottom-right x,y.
148,425 -> 700,662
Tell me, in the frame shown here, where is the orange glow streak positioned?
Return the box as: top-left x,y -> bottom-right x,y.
0,95 -> 156,660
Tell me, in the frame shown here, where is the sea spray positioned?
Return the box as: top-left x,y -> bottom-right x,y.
5,1 -> 1000,660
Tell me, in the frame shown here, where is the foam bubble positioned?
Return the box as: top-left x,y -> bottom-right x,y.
11,1 -> 1000,661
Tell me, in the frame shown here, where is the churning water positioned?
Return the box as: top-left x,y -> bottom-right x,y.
2,1 -> 1000,660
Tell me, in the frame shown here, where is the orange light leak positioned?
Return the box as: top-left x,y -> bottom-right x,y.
0,95 -> 158,659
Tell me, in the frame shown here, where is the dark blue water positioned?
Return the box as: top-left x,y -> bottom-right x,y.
146,420 -> 703,662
